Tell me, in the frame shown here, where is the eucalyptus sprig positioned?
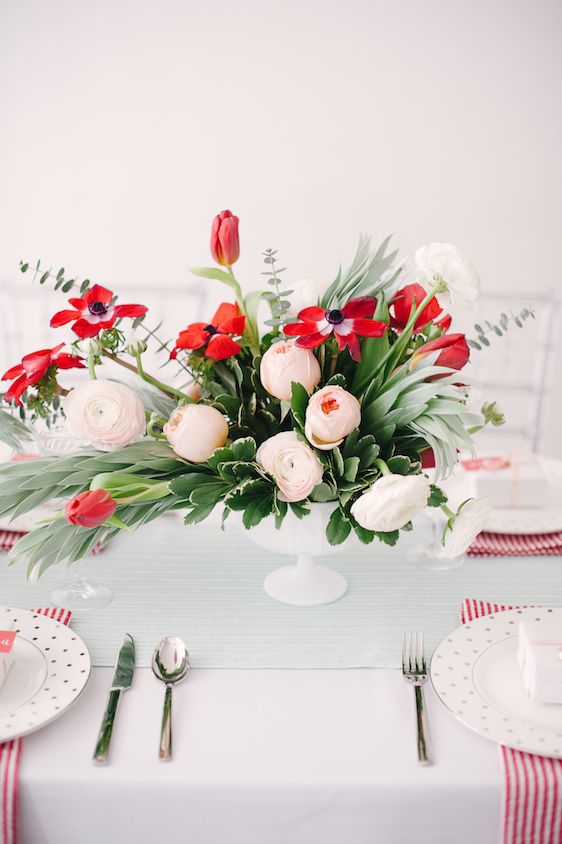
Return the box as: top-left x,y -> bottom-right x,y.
468,308 -> 534,350
261,249 -> 293,331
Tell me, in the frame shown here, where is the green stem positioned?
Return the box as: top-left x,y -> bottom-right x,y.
441,503 -> 456,520
227,265 -> 260,354
328,351 -> 339,380
133,352 -> 193,404
374,458 -> 391,476
87,352 -> 97,380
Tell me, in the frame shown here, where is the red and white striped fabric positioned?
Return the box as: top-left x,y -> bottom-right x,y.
0,530 -> 104,555
0,607 -> 72,844
461,599 -> 562,844
467,531 -> 562,557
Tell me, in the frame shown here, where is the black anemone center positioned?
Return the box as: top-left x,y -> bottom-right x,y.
88,301 -> 108,316
204,324 -> 217,335
326,308 -> 344,325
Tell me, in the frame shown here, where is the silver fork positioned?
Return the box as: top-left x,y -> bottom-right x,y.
402,631 -> 432,765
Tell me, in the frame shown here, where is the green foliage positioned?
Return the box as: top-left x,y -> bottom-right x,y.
0,409 -> 34,451
261,249 -> 293,330
320,235 -> 401,309
468,308 -> 534,350
427,485 -> 448,507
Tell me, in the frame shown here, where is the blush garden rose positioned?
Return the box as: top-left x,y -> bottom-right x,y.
260,342 -> 321,401
164,404 -> 228,463
304,386 -> 361,450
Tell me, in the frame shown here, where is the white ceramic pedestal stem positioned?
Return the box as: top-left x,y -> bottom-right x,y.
263,553 -> 348,607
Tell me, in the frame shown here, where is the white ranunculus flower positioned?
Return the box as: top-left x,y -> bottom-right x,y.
414,242 -> 480,308
256,431 -> 323,503
442,497 -> 491,558
164,404 -> 228,463
351,474 -> 431,532
288,278 -> 330,315
64,380 -> 146,452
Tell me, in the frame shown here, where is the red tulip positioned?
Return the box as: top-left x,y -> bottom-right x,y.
210,210 -> 240,266
65,490 -> 117,528
390,284 -> 443,333
411,333 -> 470,372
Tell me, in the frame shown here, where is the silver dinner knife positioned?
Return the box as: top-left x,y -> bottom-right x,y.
93,633 -> 135,763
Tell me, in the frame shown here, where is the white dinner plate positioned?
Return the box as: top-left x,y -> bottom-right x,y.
431,607 -> 562,759
0,606 -> 91,742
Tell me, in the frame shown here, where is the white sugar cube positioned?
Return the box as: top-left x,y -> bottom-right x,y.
517,617 -> 562,703
0,624 -> 15,691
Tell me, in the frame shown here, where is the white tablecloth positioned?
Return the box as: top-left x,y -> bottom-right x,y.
21,667 -> 501,844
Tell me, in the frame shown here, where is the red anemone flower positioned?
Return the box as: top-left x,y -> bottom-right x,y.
2,343 -> 85,405
283,296 -> 386,362
390,284 -> 444,333
50,284 -> 148,339
170,302 -> 245,361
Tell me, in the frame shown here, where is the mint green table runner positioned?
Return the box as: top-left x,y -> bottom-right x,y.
2,516 -> 560,668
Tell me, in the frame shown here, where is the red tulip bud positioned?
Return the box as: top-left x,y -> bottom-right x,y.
65,489 -> 117,528
411,333 -> 470,372
420,447 -> 436,469
210,210 -> 240,266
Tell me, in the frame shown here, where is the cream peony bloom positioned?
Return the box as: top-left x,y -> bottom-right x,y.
442,497 -> 491,558
164,404 -> 228,463
256,431 -> 323,503
351,474 -> 430,532
415,242 -> 480,308
305,385 -> 361,450
288,278 -> 330,315
260,342 -> 321,401
64,380 -> 146,452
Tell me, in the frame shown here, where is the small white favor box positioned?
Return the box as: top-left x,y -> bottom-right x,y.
462,455 -> 545,509
0,625 -> 16,691
517,617 -> 562,703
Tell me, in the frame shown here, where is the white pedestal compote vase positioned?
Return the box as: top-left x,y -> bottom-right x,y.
234,501 -> 348,607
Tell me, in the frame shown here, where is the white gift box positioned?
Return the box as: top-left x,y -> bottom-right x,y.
0,625 -> 16,691
461,454 -> 545,509
517,617 -> 562,703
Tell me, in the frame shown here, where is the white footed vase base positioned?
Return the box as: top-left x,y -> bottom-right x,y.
263,555 -> 348,607
232,502 -> 348,607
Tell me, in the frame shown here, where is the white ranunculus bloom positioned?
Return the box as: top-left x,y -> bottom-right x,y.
442,497 -> 491,558
64,380 -> 146,452
351,474 -> 431,532
164,404 -> 228,463
256,431 -> 323,503
288,278 -> 330,315
414,242 -> 480,308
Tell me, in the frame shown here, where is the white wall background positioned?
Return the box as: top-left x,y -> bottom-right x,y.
0,0 -> 561,451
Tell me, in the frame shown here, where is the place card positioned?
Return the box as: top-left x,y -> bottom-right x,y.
0,627 -> 16,691
517,617 -> 562,703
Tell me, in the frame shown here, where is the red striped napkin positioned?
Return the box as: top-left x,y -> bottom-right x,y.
467,532 -> 562,557
461,599 -> 562,844
0,607 -> 71,844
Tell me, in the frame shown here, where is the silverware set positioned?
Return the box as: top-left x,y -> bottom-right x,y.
93,633 -> 189,764
94,630 -> 433,766
402,630 -> 432,765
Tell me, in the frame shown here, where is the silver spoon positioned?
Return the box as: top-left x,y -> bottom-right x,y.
151,635 -> 190,760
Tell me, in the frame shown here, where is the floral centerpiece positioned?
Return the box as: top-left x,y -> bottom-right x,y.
0,212 -> 531,598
